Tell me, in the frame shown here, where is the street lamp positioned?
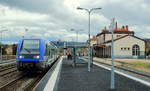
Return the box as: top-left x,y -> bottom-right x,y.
0,29 -> 8,61
77,7 -> 102,71
109,18 -> 116,89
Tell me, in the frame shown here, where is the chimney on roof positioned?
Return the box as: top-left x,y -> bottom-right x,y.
126,25 -> 128,31
122,26 -> 125,30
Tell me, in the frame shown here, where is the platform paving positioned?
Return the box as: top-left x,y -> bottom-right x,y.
57,58 -> 150,91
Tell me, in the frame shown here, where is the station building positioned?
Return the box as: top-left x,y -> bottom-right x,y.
89,36 -> 97,46
93,23 -> 145,58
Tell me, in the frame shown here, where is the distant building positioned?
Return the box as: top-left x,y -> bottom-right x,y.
5,46 -> 13,55
94,22 -> 145,58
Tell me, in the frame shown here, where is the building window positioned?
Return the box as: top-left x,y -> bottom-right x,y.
132,45 -> 140,56
121,47 -> 130,51
124,48 -> 126,50
117,35 -> 122,38
121,48 -> 123,50
128,48 -> 130,50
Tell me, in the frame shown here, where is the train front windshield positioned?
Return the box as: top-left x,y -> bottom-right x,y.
20,39 -> 40,54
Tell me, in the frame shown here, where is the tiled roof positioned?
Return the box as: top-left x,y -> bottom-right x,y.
105,35 -> 145,43
115,25 -> 128,32
96,25 -> 134,37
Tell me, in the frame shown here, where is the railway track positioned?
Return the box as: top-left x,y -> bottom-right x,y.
0,67 -> 46,91
0,57 -> 59,91
0,64 -> 16,72
0,70 -> 24,89
0,60 -> 16,72
0,63 -> 17,77
0,73 -> 41,91
0,67 -> 17,77
0,61 -> 17,77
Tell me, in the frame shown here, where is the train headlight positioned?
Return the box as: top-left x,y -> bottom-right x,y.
19,56 -> 24,58
34,56 -> 40,59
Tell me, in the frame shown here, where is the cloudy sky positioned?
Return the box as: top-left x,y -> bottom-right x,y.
0,0 -> 150,42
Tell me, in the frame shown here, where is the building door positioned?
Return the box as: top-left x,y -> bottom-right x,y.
132,45 -> 140,58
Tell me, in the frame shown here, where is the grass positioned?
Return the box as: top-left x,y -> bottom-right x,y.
131,61 -> 150,67
93,57 -> 150,73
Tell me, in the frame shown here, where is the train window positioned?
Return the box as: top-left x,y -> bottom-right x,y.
21,39 -> 40,54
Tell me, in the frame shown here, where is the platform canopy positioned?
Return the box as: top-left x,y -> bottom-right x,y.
66,44 -> 88,48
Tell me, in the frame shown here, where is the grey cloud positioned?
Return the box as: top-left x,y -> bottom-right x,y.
0,0 -> 150,42
79,0 -> 150,26
0,0 -> 107,36
0,0 -> 58,13
101,1 -> 150,26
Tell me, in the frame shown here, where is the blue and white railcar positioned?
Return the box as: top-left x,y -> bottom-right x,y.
16,38 -> 58,71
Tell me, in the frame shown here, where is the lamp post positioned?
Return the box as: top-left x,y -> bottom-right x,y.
109,18 -> 116,89
77,7 -> 102,71
0,29 -> 8,61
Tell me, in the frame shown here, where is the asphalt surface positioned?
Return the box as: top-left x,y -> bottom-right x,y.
57,58 -> 150,91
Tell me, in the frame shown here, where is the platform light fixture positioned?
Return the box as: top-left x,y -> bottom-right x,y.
77,7 -> 102,71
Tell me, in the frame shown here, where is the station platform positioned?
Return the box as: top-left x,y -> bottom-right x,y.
35,56 -> 150,91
